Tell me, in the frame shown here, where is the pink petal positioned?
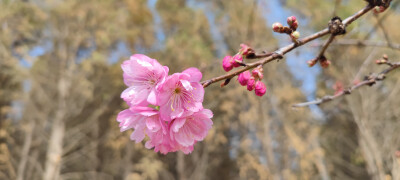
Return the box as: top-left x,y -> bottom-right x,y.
180,80 -> 193,91
190,82 -> 204,102
146,116 -> 161,132
182,67 -> 202,82
171,118 -> 186,133
147,89 -> 157,105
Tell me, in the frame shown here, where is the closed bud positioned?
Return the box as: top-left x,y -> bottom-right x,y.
287,16 -> 298,29
247,76 -> 256,91
373,6 -> 386,14
232,54 -> 243,67
239,44 -> 252,56
238,71 -> 251,86
272,22 -> 283,32
291,31 -> 300,39
307,59 -> 318,67
382,54 -> 388,60
320,59 -> 331,68
255,81 -> 267,96
222,55 -> 234,72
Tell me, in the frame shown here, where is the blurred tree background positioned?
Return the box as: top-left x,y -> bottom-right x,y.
0,0 -> 399,180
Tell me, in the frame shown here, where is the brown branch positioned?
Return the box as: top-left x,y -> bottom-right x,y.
292,62 -> 400,107
317,35 -> 335,58
201,4 -> 374,88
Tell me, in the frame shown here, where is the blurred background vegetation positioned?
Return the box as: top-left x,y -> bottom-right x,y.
0,0 -> 399,180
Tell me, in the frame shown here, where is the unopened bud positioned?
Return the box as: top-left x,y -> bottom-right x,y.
382,54 -> 388,60
272,22 -> 283,32
373,6 -> 386,14
239,44 -> 252,56
247,76 -> 256,91
255,81 -> 267,96
375,59 -> 387,65
238,71 -> 251,86
320,59 -> 331,68
232,54 -> 244,67
222,55 -> 234,72
291,31 -> 300,39
287,16 -> 298,29
307,59 -> 318,67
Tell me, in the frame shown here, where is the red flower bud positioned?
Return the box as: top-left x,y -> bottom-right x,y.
232,54 -> 243,67
238,71 -> 251,86
247,76 -> 256,91
272,22 -> 283,32
320,59 -> 331,68
255,81 -> 267,96
222,56 -> 234,72
239,44 -> 252,56
307,59 -> 318,67
373,6 -> 386,14
287,16 -> 298,29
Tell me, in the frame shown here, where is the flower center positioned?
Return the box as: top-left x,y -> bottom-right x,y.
174,87 -> 181,94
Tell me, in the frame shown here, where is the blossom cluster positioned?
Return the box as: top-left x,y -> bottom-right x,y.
272,16 -> 300,40
221,44 -> 267,97
238,67 -> 267,96
117,54 -> 213,154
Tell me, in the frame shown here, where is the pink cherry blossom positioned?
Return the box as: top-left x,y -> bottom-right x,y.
238,71 -> 251,86
121,54 -> 169,106
222,55 -> 234,72
170,109 -> 213,147
254,81 -> 267,96
116,109 -> 147,143
158,68 -> 204,121
117,105 -> 164,143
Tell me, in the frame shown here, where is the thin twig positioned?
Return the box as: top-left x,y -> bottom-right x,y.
317,35 -> 335,58
201,4 -> 374,88
292,62 -> 400,107
311,39 -> 400,50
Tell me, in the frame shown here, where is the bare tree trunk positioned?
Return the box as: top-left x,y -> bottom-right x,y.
16,121 -> 35,180
43,76 -> 68,180
177,152 -> 186,180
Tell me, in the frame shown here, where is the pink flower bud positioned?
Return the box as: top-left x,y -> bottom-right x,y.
291,31 -> 300,39
272,22 -> 283,32
320,59 -> 331,68
238,71 -> 251,86
247,76 -> 255,91
287,16 -> 298,29
232,54 -> 243,67
239,44 -> 251,55
255,81 -> 267,96
307,59 -> 318,67
373,6 -> 386,14
222,55 -> 234,72
252,67 -> 263,79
